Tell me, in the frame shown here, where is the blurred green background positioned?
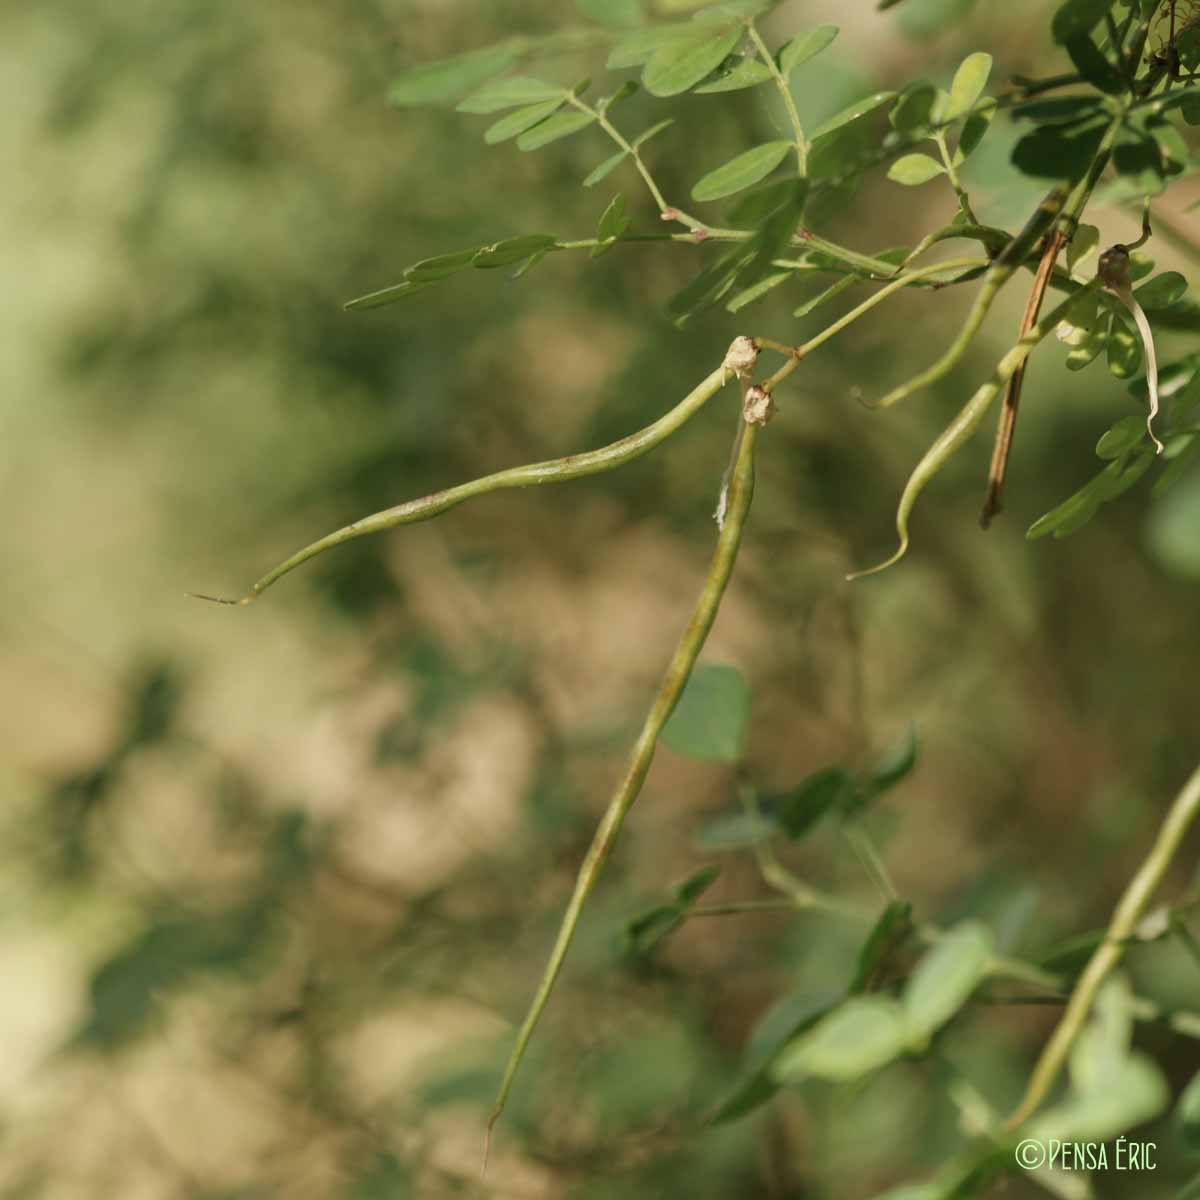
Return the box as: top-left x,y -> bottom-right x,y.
3,0 -> 1200,1196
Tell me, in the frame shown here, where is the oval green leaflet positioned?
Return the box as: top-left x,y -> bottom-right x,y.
1051,0 -> 1115,45
484,99 -> 565,145
1067,223 -> 1100,274
691,141 -> 793,202
1096,414 -> 1148,460
887,154 -> 945,186
771,995 -> 909,1083
695,57 -> 773,94
902,922 -> 993,1038
389,42 -> 524,108
457,76 -> 564,114
406,249 -> 482,282
583,148 -> 629,188
891,82 -> 937,132
516,110 -> 596,151
607,24 -> 694,70
590,193 -> 631,258
1133,271 -> 1188,311
955,99 -> 996,163
777,25 -> 838,76
1177,1068 -> 1200,1151
642,22 -> 745,97
471,234 -> 559,267
343,280 -> 431,311
581,119 -> 673,189
810,91 -> 897,141
660,662 -> 750,763
940,51 -> 992,123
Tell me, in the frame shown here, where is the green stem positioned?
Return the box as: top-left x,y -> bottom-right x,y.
1005,758 -> 1200,1130
553,232 -> 700,250
568,93 -> 705,231
485,418 -> 761,1156
746,21 -> 808,177
197,363 -> 734,604
741,780 -> 827,909
758,256 -> 989,392
987,957 -> 1064,992
694,226 -> 908,280
934,130 -> 979,225
557,220 -> 921,288
802,232 -> 905,279
1131,202 -> 1200,264
1128,1 -> 1167,93
1006,71 -> 1084,98
844,824 -> 899,902
690,898 -> 811,917
903,222 -> 1011,266
553,234 -> 966,286
875,185 -> 1071,410
1128,79 -> 1200,115
691,896 -> 863,919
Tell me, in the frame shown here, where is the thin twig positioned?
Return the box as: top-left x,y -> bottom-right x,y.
737,780 -> 868,919
689,898 -> 811,917
977,118 -> 1123,527
746,21 -> 808,177
1005,759 -> 1200,1130
844,824 -> 899,902
756,256 -> 989,393
873,185 -> 1071,409
979,227 -> 1067,528
566,92 -> 705,231
934,129 -> 979,225
1127,201 -> 1200,264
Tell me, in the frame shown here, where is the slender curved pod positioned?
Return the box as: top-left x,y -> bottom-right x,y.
486,415 -> 762,1161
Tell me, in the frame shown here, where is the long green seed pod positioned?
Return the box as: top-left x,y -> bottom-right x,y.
485,415 -> 761,1164
192,359 -> 742,605
848,276 -> 1102,580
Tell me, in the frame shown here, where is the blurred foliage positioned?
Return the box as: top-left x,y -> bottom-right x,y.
4,1 -> 1200,1198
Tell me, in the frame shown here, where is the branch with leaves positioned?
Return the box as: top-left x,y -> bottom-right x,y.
198,0 -> 1200,1180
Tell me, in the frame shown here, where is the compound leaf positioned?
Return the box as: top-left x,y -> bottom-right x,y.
390,43 -> 523,108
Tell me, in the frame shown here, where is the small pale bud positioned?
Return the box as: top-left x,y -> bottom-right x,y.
722,336 -> 759,379
1136,905 -> 1170,941
742,384 -> 775,426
